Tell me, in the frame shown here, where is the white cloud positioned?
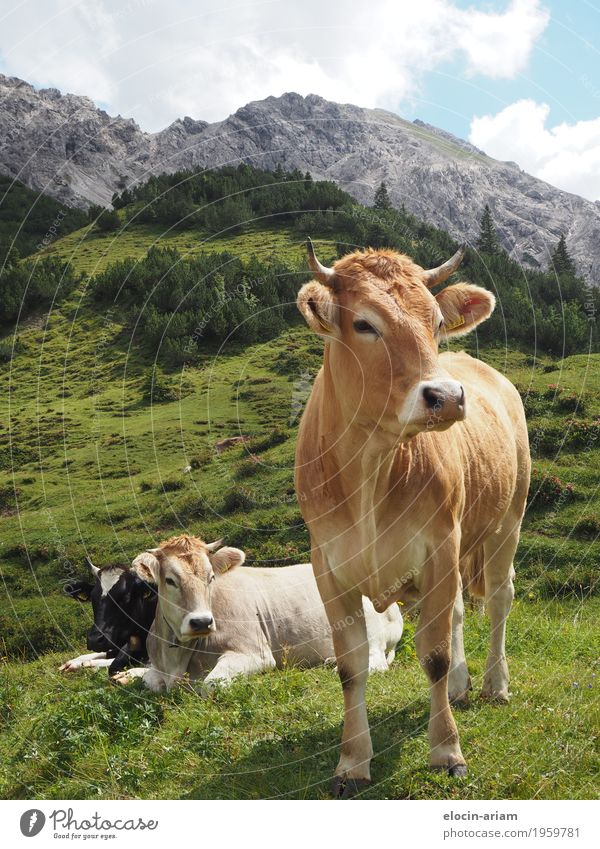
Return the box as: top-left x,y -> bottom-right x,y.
0,0 -> 549,131
469,99 -> 600,201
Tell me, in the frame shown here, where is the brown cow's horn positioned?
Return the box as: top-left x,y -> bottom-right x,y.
307,237 -> 335,286
422,244 -> 466,288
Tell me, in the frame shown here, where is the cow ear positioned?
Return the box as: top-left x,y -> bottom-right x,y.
132,551 -> 160,584
64,580 -> 93,602
297,281 -> 339,337
436,283 -> 495,338
209,546 -> 246,575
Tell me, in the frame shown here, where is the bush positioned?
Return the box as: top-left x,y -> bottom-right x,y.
250,428 -> 289,454
159,478 -> 184,492
221,488 -> 255,514
528,469 -> 575,507
557,393 -> 585,414
142,366 -> 178,403
0,256 -> 80,324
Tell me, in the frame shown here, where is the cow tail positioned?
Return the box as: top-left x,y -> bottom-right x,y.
461,546 -> 486,600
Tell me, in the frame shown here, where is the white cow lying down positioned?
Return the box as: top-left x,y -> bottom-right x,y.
113,535 -> 403,691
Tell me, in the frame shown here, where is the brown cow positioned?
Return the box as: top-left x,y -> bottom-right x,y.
295,240 -> 530,797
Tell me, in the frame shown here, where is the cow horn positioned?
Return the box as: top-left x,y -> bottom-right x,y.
307,238 -> 335,286
206,538 -> 224,552
422,244 -> 466,288
86,557 -> 100,576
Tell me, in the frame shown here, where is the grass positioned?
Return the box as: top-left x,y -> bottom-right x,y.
0,599 -> 597,799
36,219 -> 336,276
0,224 -> 598,799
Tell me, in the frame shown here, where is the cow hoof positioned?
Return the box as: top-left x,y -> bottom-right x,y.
330,776 -> 370,799
481,689 -> 510,704
449,691 -> 471,707
448,763 -> 468,777
431,763 -> 468,777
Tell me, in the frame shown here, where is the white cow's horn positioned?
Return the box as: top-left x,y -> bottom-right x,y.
422,244 -> 466,288
86,556 -> 100,576
206,538 -> 224,552
307,238 -> 335,286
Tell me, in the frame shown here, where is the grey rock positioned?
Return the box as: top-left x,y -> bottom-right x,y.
1,75 -> 599,281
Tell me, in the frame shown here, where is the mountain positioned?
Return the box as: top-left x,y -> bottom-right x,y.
1,74 -> 600,280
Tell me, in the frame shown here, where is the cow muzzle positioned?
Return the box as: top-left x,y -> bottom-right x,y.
180,612 -> 216,639
421,379 -> 466,427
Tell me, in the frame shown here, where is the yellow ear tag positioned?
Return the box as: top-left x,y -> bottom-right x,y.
445,314 -> 466,331
76,592 -> 88,601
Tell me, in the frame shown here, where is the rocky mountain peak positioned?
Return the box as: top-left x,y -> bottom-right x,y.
1,75 -> 599,281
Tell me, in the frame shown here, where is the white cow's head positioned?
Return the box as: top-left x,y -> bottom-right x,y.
133,535 -> 245,642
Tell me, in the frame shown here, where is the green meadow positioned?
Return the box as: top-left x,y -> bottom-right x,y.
0,200 -> 599,798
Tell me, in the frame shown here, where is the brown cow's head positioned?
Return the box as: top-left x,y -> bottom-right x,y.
132,535 -> 245,643
297,240 -> 495,438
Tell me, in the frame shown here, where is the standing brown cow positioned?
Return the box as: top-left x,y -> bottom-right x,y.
295,240 -> 530,797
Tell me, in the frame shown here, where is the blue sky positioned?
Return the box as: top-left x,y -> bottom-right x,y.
0,0 -> 598,199
409,0 -> 600,137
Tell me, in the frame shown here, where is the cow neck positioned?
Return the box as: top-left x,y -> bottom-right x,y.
318,346 -> 416,520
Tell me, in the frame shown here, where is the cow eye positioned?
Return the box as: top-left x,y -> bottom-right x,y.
165,577 -> 177,587
209,574 -> 216,583
438,318 -> 444,331
353,319 -> 378,335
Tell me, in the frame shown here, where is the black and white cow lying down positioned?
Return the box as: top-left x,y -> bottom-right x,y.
60,560 -> 157,675
61,537 -> 404,688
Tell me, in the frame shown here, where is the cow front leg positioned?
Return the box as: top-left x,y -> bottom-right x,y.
416,560 -> 466,776
59,652 -> 112,672
448,578 -> 472,704
319,583 -> 372,798
203,650 -> 276,686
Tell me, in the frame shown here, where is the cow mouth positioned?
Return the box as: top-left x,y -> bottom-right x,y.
179,624 -> 215,640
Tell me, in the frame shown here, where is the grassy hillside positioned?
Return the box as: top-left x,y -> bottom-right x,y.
0,166 -> 598,799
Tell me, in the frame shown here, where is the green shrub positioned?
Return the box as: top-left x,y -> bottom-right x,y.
160,478 -> 185,492
221,488 -> 255,514
250,428 -> 289,454
528,469 -> 575,507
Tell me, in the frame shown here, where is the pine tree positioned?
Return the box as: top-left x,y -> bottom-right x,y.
476,204 -> 500,255
551,234 -> 576,276
373,181 -> 392,210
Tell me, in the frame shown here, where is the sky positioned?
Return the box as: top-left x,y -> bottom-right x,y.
0,0 -> 599,200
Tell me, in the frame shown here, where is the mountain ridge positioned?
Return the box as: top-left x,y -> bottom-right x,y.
1,74 -> 600,280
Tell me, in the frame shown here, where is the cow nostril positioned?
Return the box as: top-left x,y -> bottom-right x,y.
423,385 -> 444,410
189,616 -> 213,632
459,386 -> 465,406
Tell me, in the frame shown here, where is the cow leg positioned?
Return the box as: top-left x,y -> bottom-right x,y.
448,578 -> 472,704
481,526 -> 518,703
59,652 -> 112,672
112,666 -> 150,686
317,580 -> 372,798
203,650 -> 275,686
416,558 -> 466,775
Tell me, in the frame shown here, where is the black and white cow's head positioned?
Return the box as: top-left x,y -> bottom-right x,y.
65,559 -> 157,673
